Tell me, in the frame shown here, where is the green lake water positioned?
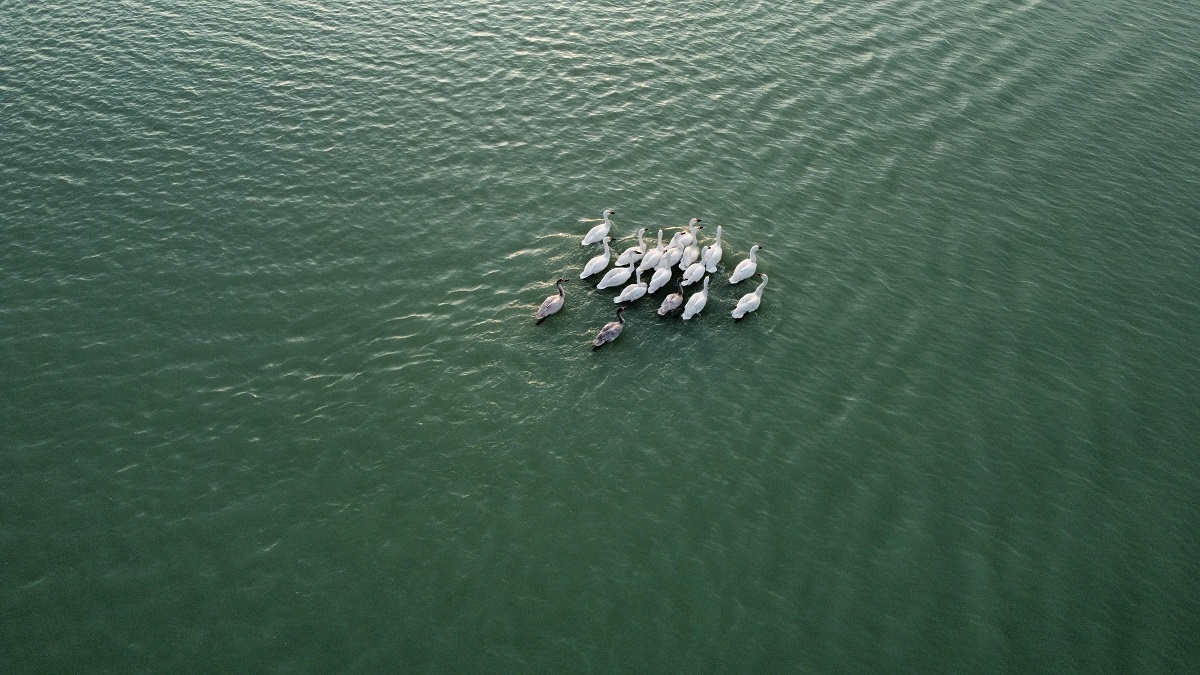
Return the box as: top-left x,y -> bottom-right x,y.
3,0 -> 1199,671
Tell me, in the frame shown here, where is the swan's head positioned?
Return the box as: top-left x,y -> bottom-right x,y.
752,244 -> 763,251
603,209 -> 616,218
557,278 -> 568,283
688,218 -> 701,227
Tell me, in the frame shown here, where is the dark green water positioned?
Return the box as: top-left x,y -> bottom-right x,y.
3,0 -> 1199,671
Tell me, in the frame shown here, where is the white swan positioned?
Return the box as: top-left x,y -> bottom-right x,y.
732,273 -> 768,321
580,237 -> 612,279
677,219 -> 702,247
615,228 -> 647,266
681,251 -> 707,286
661,231 -> 685,269
535,278 -> 567,325
657,280 -> 684,316
646,264 -> 672,294
614,268 -> 648,303
592,306 -> 627,350
703,225 -> 723,273
677,221 -> 703,270
595,260 -> 636,290
681,276 -> 709,320
637,229 -> 666,273
581,209 -> 616,246
729,244 -> 763,284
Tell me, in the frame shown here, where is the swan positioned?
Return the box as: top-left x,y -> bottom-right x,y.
661,231 -> 685,269
595,259 -> 636,290
658,279 -> 684,316
579,237 -> 612,279
729,244 -> 763,284
680,251 -> 707,286
581,209 -> 616,246
677,221 -> 703,270
677,219 -> 702,247
614,268 -> 648,303
535,278 -> 568,324
703,225 -> 723,273
646,264 -> 673,294
681,276 -> 709,320
637,229 -> 666,273
732,273 -> 768,321
615,228 -> 647,266
592,306 -> 627,350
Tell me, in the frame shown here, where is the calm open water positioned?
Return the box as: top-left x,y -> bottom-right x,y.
3,0 -> 1199,671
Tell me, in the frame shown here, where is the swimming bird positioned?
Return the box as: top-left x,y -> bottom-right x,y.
595,259 -> 636,290
646,263 -> 673,294
677,222 -> 704,270
581,209 -> 616,246
658,280 -> 684,316
637,229 -> 666,273
615,228 -> 647,266
677,219 -> 702,247
614,268 -> 648,303
703,225 -> 723,273
579,237 -> 612,279
681,276 -> 709,320
729,244 -> 763,284
732,273 -> 768,321
681,251 -> 707,286
592,306 -> 627,350
535,278 -> 568,324
661,231 -> 685,269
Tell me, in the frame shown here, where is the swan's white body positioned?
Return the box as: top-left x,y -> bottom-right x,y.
582,209 -> 616,246
638,230 -> 666,273
732,274 -> 768,320
703,225 -> 723,273
614,268 -> 648,303
647,265 -> 672,294
681,254 -> 707,286
592,307 -> 626,349
677,222 -> 703,270
729,244 -> 762,284
580,237 -> 612,279
596,261 -> 635,290
677,219 -> 702,247
535,279 -> 567,324
615,228 -> 647,266
682,276 -> 709,320
662,232 -> 685,268
658,280 -> 684,316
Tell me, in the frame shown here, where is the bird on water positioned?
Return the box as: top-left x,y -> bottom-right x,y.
535,278 -> 568,325
593,306 -> 627,350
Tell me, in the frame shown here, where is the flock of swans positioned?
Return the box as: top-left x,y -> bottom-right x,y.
535,209 -> 770,350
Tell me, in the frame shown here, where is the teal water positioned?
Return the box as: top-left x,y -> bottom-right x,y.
4,0 -> 1199,671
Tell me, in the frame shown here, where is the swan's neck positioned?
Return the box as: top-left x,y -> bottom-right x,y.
602,239 -> 610,255
749,247 -> 758,262
637,231 -> 645,248
755,275 -> 768,295
656,230 -> 664,250
714,226 -> 722,245
556,281 -> 565,297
